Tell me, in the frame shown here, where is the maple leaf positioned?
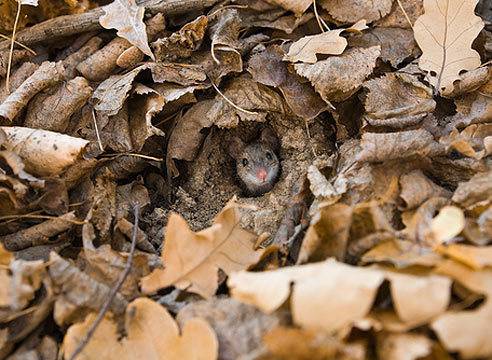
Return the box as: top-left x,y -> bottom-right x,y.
141,201 -> 262,298
413,0 -> 484,95
63,298 -> 218,360
99,0 -> 154,60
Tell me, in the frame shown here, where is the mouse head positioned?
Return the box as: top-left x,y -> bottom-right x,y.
228,128 -> 280,195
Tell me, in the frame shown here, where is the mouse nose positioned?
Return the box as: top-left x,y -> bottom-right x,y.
256,168 -> 267,182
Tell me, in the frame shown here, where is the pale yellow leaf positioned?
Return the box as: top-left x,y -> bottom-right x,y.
99,0 -> 154,60
429,205 -> 465,243
284,20 -> 368,63
413,0 -> 484,95
141,201 -> 262,298
63,298 -> 218,360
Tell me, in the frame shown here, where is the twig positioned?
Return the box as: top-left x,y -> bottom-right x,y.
209,77 -> 258,116
92,108 -> 104,152
0,0 -> 220,51
68,205 -> 140,360
0,34 -> 36,55
395,0 -> 413,29
6,0 -> 22,93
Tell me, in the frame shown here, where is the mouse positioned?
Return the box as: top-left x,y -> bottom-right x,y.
228,128 -> 281,197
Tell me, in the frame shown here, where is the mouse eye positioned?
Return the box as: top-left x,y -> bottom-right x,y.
265,151 -> 273,160
241,158 -> 249,166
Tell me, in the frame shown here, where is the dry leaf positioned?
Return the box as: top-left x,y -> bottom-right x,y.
319,0 -> 393,24
428,206 -> 465,243
284,20 -> 368,63
349,28 -> 420,67
141,201 -> 262,298
377,333 -> 432,360
0,127 -> 89,176
436,244 -> 492,270
432,300 -> 492,359
99,0 -> 154,60
265,0 -> 312,15
413,0 -> 484,95
356,129 -> 444,163
399,170 -> 451,210
248,45 -> 327,119
295,46 -> 380,102
362,73 -> 435,128
63,298 -> 218,360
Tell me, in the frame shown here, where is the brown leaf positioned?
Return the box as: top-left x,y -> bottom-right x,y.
362,73 -> 435,129
284,20 -> 368,63
356,129 -> 444,163
413,0 -> 484,95
152,16 -> 207,61
99,0 -> 154,59
177,298 -> 281,360
299,203 -> 353,263
141,201 -> 262,298
208,76 -> 285,128
319,0 -> 393,24
63,298 -> 218,360
349,28 -> 420,67
376,0 -> 423,28
295,46 -> 380,103
48,252 -> 128,326
399,170 -> 451,210
265,0 -> 313,15
436,244 -> 492,270
452,170 -> 492,209
248,45 -> 327,119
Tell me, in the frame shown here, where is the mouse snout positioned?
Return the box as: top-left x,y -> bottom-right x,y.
256,168 -> 268,182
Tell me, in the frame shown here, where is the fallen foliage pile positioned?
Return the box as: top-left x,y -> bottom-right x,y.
0,0 -> 491,358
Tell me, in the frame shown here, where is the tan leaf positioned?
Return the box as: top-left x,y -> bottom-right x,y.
0,127 -> 89,177
99,0 -> 154,60
141,201 -> 262,298
413,0 -> 484,95
265,0 -> 313,15
229,259 -> 451,332
432,300 -> 492,359
284,20 -> 368,63
436,244 -> 492,270
229,260 -> 384,331
63,298 -> 218,360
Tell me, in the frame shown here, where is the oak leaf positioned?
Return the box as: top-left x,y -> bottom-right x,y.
141,201 -> 262,298
413,0 -> 484,95
63,298 -> 218,360
284,20 -> 368,63
229,259 -> 451,331
99,0 -> 154,60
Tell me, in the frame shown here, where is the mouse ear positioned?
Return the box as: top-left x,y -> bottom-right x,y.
260,128 -> 280,152
228,137 -> 246,159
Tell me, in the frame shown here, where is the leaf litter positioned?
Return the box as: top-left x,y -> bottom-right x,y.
0,0 -> 490,359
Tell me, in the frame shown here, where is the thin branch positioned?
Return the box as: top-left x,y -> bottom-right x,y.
92,108 -> 104,152
395,0 -> 413,29
209,77 -> 258,116
6,0 -> 22,93
0,34 -> 36,54
68,205 -> 140,360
